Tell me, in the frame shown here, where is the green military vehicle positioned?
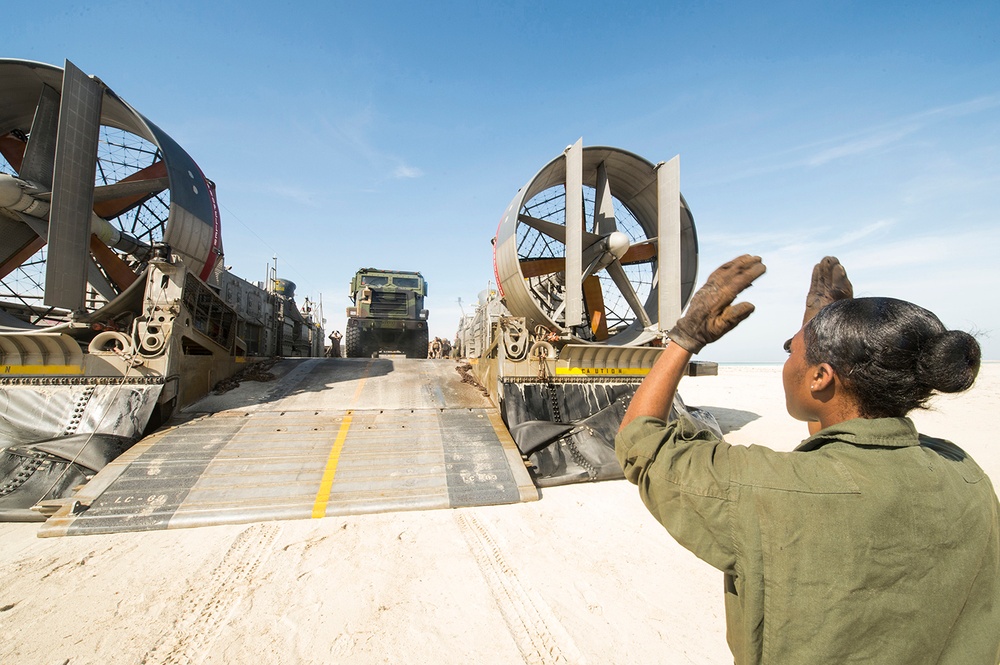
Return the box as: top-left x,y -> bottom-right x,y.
345,268 -> 429,358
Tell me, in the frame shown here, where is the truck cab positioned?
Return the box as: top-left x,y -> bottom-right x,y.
345,268 -> 429,358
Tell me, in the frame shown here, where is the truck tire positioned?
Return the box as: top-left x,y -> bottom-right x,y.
345,321 -> 364,358
407,329 -> 429,359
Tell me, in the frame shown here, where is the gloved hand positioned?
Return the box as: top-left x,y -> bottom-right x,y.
802,256 -> 853,325
667,254 -> 766,354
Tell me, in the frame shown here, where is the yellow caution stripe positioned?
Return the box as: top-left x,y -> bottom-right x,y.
555,367 -> 651,376
311,412 -> 354,519
311,358 -> 372,518
2,364 -> 84,375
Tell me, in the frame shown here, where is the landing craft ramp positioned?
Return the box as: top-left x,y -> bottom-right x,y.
39,358 -> 538,537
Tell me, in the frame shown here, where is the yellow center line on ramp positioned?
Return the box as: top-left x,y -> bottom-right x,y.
311,359 -> 372,519
311,413 -> 354,518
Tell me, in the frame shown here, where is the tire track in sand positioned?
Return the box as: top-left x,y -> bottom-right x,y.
141,523 -> 282,664
456,512 -> 585,664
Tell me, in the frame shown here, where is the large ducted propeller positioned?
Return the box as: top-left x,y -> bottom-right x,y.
0,60 -> 172,315
514,150 -> 659,334
494,141 -> 699,346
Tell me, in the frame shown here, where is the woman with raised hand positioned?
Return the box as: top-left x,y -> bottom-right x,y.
616,255 -> 1000,665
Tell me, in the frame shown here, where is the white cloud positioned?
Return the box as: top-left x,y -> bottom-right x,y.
827,219 -> 897,247
802,94 -> 1000,168
393,164 -> 424,179
805,124 -> 921,166
316,109 -> 424,182
708,93 -> 1000,186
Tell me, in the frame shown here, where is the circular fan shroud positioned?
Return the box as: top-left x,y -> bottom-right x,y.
494,145 -> 699,346
0,127 -> 169,322
0,59 -> 221,324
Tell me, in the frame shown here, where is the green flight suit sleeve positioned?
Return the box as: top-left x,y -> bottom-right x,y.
616,415 -> 737,573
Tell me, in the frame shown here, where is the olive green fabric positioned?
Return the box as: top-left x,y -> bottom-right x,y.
616,415 -> 1000,664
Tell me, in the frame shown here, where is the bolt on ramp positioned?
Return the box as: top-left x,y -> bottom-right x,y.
39,358 -> 538,537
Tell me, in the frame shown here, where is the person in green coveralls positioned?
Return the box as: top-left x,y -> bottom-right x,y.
616,255 -> 1000,665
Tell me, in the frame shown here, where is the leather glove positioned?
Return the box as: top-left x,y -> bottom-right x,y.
667,254 -> 766,354
802,256 -> 853,325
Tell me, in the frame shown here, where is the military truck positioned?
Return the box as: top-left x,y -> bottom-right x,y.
345,268 -> 429,358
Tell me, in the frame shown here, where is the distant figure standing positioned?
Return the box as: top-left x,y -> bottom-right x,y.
440,338 -> 451,359
327,330 -> 342,358
430,337 -> 442,359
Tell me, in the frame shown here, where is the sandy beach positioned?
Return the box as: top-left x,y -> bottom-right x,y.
2,363 -> 997,664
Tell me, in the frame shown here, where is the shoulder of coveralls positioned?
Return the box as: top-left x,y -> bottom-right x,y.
806,418 -> 987,483
617,413 -> 728,454
726,418 -> 931,495
616,414 -> 733,498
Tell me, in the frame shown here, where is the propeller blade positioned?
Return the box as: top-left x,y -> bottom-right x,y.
90,234 -> 139,292
518,212 -> 601,247
606,260 -> 652,328
94,174 -> 168,202
519,257 -> 565,278
86,253 -> 118,303
18,84 -> 61,187
621,239 -> 657,264
593,161 -> 617,235
93,177 -> 169,218
16,210 -> 48,238
521,236 -> 636,281
517,212 -> 566,242
0,203 -> 46,276
35,174 -> 169,205
0,132 -> 27,172
564,138 -> 583,327
92,159 -> 168,218
582,275 -> 608,341
44,60 -> 105,312
0,235 -> 46,280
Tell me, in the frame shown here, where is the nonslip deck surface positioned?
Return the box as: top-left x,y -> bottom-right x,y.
39,358 -> 537,536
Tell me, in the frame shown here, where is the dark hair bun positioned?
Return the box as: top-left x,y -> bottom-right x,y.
918,330 -> 981,394
806,297 -> 982,417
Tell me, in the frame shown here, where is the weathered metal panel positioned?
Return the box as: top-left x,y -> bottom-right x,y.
39,358 -> 537,536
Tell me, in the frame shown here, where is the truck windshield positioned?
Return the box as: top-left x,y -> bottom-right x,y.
360,275 -> 390,286
393,277 -> 420,289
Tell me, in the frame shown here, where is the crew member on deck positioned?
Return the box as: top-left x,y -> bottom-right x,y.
616,255 -> 1000,664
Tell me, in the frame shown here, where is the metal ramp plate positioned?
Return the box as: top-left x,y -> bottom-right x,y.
39,358 -> 537,536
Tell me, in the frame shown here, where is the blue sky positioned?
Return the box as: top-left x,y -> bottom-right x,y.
9,1 -> 999,360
